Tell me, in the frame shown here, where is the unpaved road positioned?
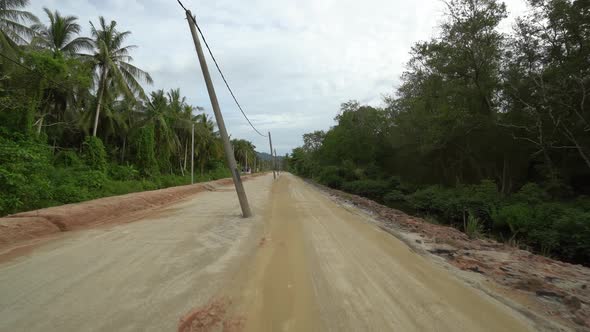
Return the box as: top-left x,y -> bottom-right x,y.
0,173 -> 535,331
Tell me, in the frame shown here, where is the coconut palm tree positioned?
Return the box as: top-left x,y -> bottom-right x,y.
31,8 -> 92,57
195,113 -> 221,176
89,16 -> 152,137
0,0 -> 38,50
232,138 -> 255,169
29,9 -> 93,135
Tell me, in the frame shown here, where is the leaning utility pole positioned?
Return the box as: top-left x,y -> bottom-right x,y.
191,122 -> 195,184
268,131 -> 276,179
186,10 -> 252,217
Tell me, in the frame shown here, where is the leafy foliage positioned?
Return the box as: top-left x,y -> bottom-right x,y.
0,3 -> 261,219
82,136 -> 107,172
286,0 -> 590,265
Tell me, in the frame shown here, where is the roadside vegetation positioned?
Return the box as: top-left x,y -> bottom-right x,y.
0,1 -> 261,217
286,0 -> 590,266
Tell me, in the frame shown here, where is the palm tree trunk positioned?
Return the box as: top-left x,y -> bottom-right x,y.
183,139 -> 188,172
120,136 -> 126,163
92,69 -> 108,137
37,116 -> 44,134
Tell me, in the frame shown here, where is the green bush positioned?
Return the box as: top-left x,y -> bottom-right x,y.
0,135 -> 53,215
204,163 -> 231,181
155,174 -> 190,188
53,150 -> 83,168
384,190 -> 405,205
465,214 -> 484,239
551,208 -> 590,263
342,179 -> 390,200
100,179 -> 156,196
317,166 -> 345,189
492,203 -> 534,238
82,136 -> 107,172
109,164 -> 140,181
135,125 -> 159,177
77,170 -> 107,190
407,185 -> 461,221
53,183 -> 91,204
513,183 -> 548,205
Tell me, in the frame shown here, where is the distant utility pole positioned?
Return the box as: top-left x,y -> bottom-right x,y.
274,148 -> 278,176
186,10 -> 252,218
268,131 -> 276,179
191,123 -> 195,184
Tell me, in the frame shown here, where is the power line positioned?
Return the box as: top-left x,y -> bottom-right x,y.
0,51 -> 71,91
176,0 -> 267,138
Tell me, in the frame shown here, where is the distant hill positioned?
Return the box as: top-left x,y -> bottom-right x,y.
256,151 -> 283,161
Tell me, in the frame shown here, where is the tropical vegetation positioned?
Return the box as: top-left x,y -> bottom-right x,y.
0,0 -> 263,216
286,0 -> 590,266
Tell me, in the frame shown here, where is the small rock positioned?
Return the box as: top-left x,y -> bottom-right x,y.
428,245 -> 457,255
535,290 -> 561,299
468,266 -> 484,274
582,284 -> 587,290
544,276 -> 558,283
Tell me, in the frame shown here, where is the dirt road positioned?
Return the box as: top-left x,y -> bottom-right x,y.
0,173 -> 535,331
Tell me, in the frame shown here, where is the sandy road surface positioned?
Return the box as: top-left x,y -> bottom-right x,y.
0,173 -> 535,331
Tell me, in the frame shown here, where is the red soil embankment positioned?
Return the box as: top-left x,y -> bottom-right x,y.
0,175 -> 259,251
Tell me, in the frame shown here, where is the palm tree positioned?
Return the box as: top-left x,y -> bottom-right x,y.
0,0 -> 38,50
232,139 -> 255,169
31,8 -> 92,57
195,113 -> 221,176
29,9 -> 92,135
89,16 -> 152,137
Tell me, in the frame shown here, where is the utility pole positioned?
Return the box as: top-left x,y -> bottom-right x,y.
268,131 -> 276,179
274,148 -> 278,176
186,10 -> 252,217
191,122 -> 195,184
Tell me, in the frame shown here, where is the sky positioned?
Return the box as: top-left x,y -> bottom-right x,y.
30,0 -> 529,155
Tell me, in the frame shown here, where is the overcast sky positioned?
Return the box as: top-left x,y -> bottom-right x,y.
30,0 -> 528,154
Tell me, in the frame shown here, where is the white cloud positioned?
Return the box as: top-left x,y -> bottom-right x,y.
29,0 -> 528,154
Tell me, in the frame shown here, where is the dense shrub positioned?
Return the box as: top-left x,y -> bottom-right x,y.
465,214 -> 484,239
316,166 -> 345,189
342,179 -> 390,200
0,135 -> 53,215
53,183 -> 91,204
407,185 -> 460,221
82,136 -> 107,172
490,201 -> 590,264
512,183 -> 548,205
53,150 -> 84,168
383,190 -> 405,205
109,164 -> 140,181
156,174 -> 190,188
77,170 -> 107,190
492,203 -> 534,237
135,125 -> 159,177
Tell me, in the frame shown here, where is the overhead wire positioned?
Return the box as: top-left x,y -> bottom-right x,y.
176,0 -> 268,138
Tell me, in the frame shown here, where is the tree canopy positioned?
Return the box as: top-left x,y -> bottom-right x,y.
0,2 -> 262,217
288,0 -> 590,266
